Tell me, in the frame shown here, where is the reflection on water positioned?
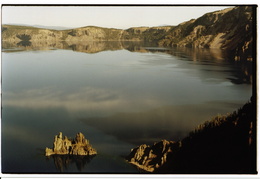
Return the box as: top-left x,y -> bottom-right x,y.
1,41 -> 252,173
2,40 -> 129,53
46,155 -> 95,172
2,39 -> 224,56
2,40 -> 252,83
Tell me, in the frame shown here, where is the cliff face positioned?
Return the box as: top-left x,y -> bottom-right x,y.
2,25 -> 172,42
2,6 -> 254,62
159,6 -> 252,49
122,26 -> 172,41
158,6 -> 254,62
3,7 -> 253,47
2,25 -> 64,43
126,140 -> 177,172
63,26 -> 124,41
2,25 -> 125,42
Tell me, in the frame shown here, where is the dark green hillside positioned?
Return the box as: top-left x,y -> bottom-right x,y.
160,97 -> 256,173
126,96 -> 256,174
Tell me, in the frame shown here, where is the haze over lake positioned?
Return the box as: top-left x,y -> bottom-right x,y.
1,41 -> 252,173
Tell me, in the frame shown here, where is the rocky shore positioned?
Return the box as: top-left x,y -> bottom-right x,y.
45,132 -> 97,156
126,97 -> 256,174
126,140 -> 177,172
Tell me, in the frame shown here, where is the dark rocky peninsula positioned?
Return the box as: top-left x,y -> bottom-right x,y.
126,97 -> 256,174
45,132 -> 97,156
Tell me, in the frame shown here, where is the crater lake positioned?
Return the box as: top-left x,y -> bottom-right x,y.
1,41 -> 252,173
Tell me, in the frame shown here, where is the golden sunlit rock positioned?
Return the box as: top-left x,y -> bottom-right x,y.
45,132 -> 97,156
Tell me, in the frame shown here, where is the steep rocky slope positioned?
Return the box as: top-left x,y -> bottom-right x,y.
158,6 -> 254,62
2,24 -> 171,42
122,26 -> 172,41
126,97 -> 256,174
3,6 -> 254,60
2,6 -> 254,61
2,25 -> 121,42
126,140 -> 177,172
2,25 -> 63,43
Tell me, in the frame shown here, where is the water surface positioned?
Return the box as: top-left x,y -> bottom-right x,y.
1,42 -> 252,173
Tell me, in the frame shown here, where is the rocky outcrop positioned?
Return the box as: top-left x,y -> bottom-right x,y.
158,6 -> 253,49
126,140 -> 178,172
45,132 -> 97,156
2,25 -> 64,43
2,24 -> 171,43
122,26 -> 172,42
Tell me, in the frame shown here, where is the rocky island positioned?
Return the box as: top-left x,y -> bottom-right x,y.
45,132 -> 97,156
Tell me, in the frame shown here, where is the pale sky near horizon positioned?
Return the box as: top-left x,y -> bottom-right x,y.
2,6 -> 232,29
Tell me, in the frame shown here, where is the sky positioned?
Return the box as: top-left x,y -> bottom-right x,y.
2,6 -> 233,29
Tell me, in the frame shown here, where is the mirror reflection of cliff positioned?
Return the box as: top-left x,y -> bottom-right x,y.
2,40 -> 144,54
2,40 -> 162,54
46,154 -> 95,172
2,40 -> 252,84
164,47 -> 252,84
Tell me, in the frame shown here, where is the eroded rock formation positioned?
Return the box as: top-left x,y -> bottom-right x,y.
125,140 -> 178,172
158,6 -> 254,50
45,132 -> 97,156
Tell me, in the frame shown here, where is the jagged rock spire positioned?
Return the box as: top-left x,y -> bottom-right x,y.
45,132 -> 97,156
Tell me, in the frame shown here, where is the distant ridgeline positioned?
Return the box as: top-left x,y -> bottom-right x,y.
2,6 -> 254,63
126,97 -> 256,174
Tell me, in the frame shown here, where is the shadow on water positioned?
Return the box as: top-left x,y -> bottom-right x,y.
79,101 -> 248,146
46,155 -> 96,172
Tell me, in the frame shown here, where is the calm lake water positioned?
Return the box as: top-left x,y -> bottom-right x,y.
1,42 -> 252,173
